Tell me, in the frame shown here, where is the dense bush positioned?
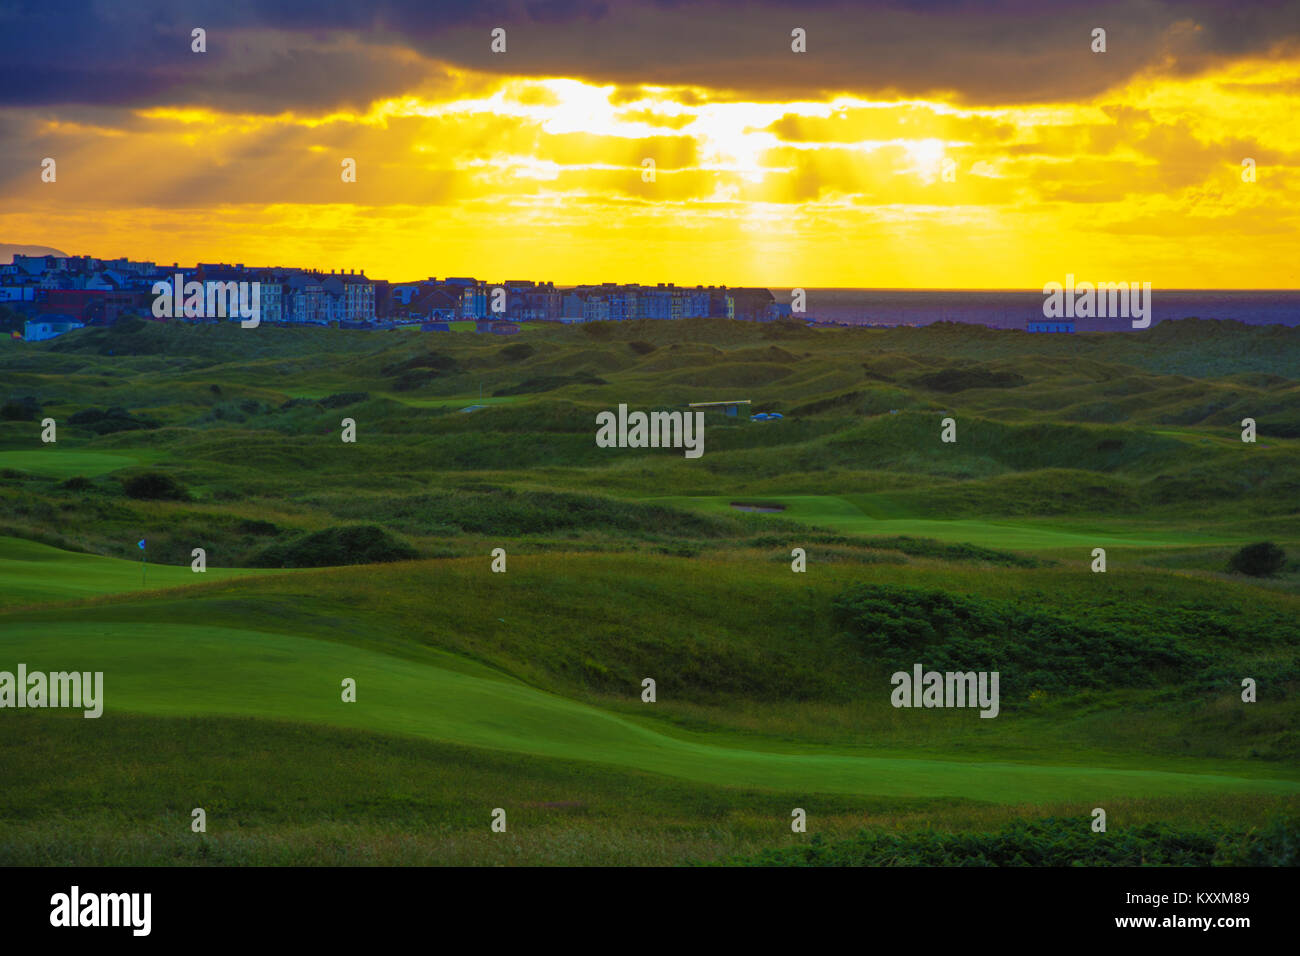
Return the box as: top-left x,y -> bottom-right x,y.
317,392 -> 369,409
722,816 -> 1293,867
249,524 -> 418,568
278,397 -> 319,410
235,518 -> 279,536
122,472 -> 189,500
831,583 -> 1209,695
1,397 -> 40,421
68,406 -> 158,434
1213,814 -> 1300,866
1228,541 -> 1286,577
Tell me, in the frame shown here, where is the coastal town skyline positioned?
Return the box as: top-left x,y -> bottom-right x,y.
0,248 -> 795,335
8,247 -> 1300,344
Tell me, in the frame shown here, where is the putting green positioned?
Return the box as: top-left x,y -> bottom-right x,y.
0,449 -> 140,478
5,620 -> 1295,803
657,495 -> 1246,550
0,536 -> 264,608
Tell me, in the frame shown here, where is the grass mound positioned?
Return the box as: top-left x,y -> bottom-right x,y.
69,406 -> 158,434
912,366 -> 1028,393
857,535 -> 1045,567
321,487 -> 739,538
250,524 -> 418,567
493,373 -> 608,396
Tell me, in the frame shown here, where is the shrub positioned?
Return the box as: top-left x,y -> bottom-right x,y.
122,472 -> 190,501
1214,814 -> 1300,866
60,476 -> 94,492
1227,541 -> 1286,577
628,340 -> 656,355
1,397 -> 40,421
249,524 -> 418,568
830,583 -> 1208,695
318,392 -> 369,409
235,518 -> 279,536
720,817 -> 1251,867
68,406 -> 158,435
278,397 -> 320,410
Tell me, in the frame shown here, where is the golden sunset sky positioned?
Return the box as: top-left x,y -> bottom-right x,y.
2,1 -> 1297,287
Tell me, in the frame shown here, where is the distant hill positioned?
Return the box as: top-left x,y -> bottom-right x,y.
0,243 -> 67,264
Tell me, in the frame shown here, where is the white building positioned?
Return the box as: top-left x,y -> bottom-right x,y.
24,319 -> 84,341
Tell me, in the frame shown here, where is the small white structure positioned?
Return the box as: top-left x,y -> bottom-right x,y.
23,319 -> 84,341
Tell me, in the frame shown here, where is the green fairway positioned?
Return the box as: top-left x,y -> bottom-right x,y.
0,536 -> 266,608
0,449 -> 141,478
655,494 -> 1249,550
4,619 -> 1295,803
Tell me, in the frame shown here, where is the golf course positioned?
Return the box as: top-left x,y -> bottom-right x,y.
1,316 -> 1297,865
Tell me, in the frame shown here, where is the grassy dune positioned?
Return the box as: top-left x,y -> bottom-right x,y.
5,617 -> 1295,803
1,317 -> 1297,864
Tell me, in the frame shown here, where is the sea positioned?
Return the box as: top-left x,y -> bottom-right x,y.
769,289 -> 1300,329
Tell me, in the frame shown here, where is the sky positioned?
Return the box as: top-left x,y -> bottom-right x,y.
1,0 -> 1298,288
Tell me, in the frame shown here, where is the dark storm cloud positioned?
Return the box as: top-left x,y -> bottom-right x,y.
0,0 -> 1296,112
0,0 -> 500,109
